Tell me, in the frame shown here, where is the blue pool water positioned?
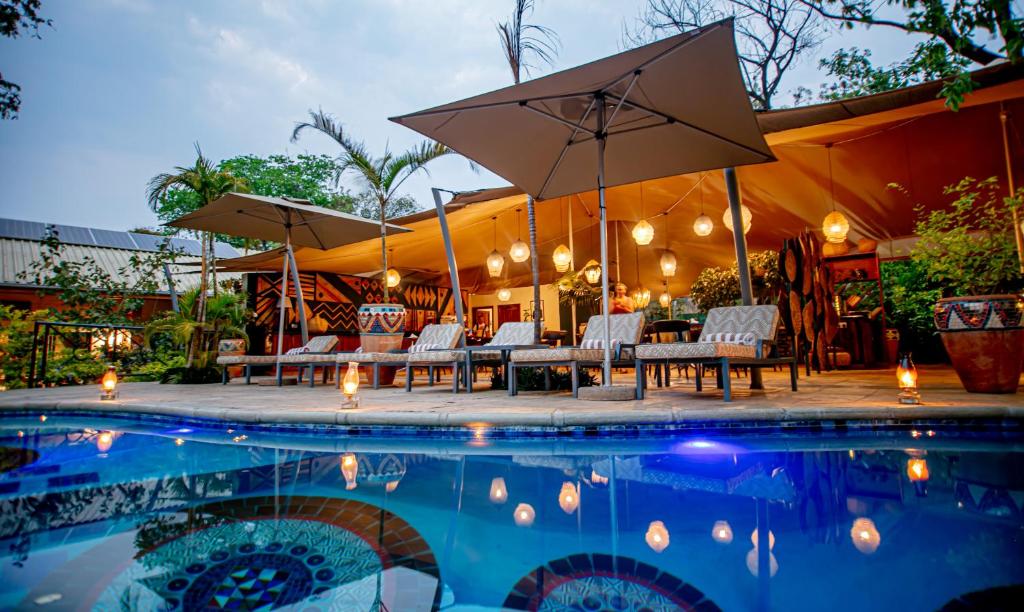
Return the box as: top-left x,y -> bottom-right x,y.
1,414 -> 1022,611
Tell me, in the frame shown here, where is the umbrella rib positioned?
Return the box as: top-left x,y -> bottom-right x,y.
532,98 -> 598,198
522,103 -> 598,135
604,93 -> 773,159
393,91 -> 598,120
605,72 -> 641,129
298,212 -> 329,250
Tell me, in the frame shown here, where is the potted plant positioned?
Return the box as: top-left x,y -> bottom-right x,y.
912,177 -> 1024,393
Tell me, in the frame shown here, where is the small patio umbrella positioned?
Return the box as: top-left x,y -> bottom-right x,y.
391,19 -> 773,384
168,193 -> 410,359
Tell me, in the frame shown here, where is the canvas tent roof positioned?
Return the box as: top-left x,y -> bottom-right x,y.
216,63 -> 1024,295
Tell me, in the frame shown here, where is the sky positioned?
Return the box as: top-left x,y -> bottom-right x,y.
0,0 -> 925,232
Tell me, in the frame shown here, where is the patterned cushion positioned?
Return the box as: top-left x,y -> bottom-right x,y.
488,322 -> 535,346
303,335 -> 339,353
699,305 -> 779,342
285,347 -> 309,355
415,324 -> 464,350
635,342 -> 758,360
406,350 -> 464,364
278,353 -> 336,364
579,338 -> 622,351
408,343 -> 442,353
511,347 -> 634,363
333,352 -> 405,364
216,355 -> 278,365
700,332 -> 758,346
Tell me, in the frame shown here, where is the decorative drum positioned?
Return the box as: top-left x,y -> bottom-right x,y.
934,294 -> 1023,393
358,304 -> 406,385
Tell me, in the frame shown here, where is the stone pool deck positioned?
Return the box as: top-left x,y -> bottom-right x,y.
0,366 -> 1020,429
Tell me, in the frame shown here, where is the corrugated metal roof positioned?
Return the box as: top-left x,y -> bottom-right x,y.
0,238 -> 241,294
0,217 -> 239,258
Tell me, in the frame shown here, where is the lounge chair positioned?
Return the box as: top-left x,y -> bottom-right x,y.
332,323 -> 464,390
218,335 -> 339,385
404,321 -> 540,394
508,312 -> 645,398
633,305 -> 797,402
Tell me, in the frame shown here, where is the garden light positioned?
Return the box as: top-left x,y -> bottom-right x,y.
897,353 -> 920,404
850,518 -> 880,554
513,503 -> 535,527
341,362 -> 360,408
645,520 -> 670,553
693,213 -> 714,236
659,250 -> 677,276
582,259 -> 602,284
558,481 -> 579,514
100,366 -> 118,400
552,244 -> 572,272
631,219 -> 654,245
489,477 -> 508,504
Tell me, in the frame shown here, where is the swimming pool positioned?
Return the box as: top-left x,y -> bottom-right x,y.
1,413 -> 1022,611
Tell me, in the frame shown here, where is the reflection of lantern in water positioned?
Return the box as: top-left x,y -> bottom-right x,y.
645,521 -> 670,553
746,548 -> 779,577
712,520 -> 733,544
558,482 -> 579,514
340,453 -> 358,490
850,518 -> 880,554
590,470 -> 608,486
513,503 -> 535,527
490,477 -> 508,504
750,528 -> 775,550
174,438 -> 185,446
96,431 -> 114,453
385,481 -> 399,493
907,458 -> 929,482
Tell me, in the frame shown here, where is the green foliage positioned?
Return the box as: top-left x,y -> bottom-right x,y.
909,176 -> 1023,297
811,41 -> 970,103
489,366 -> 596,391
879,259 -> 946,362
689,250 -> 781,311
553,269 -> 602,307
0,306 -> 44,388
352,192 -> 420,220
144,287 -> 249,374
1,0 -> 50,119
805,1 -> 1022,109
17,234 -> 177,325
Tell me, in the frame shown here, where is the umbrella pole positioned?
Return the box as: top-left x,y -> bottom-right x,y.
275,246 -> 289,361
433,188 -> 466,335
597,96 -> 612,385
286,243 -> 309,345
725,167 -> 763,389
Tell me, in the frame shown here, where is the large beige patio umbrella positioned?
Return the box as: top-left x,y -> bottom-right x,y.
169,192 -> 410,358
391,19 -> 773,383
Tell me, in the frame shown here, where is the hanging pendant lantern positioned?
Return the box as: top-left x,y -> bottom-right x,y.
509,208 -> 531,263
659,250 -> 677,276
582,259 -> 602,285
632,219 -> 654,245
497,287 -> 512,302
385,268 -> 401,288
693,214 -> 714,236
552,244 -> 572,272
722,204 -> 752,234
632,286 -> 651,309
659,290 -> 672,309
821,145 -> 850,243
485,217 -> 505,277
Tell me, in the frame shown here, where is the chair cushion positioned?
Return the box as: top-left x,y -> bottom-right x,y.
415,323 -> 463,350
285,346 -> 309,355
406,350 -> 465,364
409,343 -> 442,353
278,353 -> 336,364
580,312 -> 645,345
511,347 -> 634,363
216,355 -> 278,365
635,342 -> 758,360
488,321 -> 535,346
334,352 -> 405,363
303,335 -> 339,353
580,338 -> 622,351
699,305 -> 779,342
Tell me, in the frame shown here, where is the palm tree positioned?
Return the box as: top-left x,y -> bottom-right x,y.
291,110 -> 454,299
144,287 -> 249,371
146,145 -> 248,367
497,0 -> 559,341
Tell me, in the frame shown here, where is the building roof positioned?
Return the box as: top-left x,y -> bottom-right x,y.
0,218 -> 241,295
0,217 -> 240,259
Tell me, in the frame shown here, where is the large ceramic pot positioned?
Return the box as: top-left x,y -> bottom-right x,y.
357,304 -> 406,386
934,294 -> 1024,393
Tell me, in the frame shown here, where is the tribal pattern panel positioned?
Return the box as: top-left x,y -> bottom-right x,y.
252,272 -> 465,334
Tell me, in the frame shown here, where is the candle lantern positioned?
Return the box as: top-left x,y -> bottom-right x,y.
896,353 -> 920,404
558,481 -> 579,514
340,453 -> 358,490
100,366 -> 118,400
341,362 -> 360,408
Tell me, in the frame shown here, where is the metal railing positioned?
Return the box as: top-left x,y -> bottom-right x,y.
27,321 -> 145,388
